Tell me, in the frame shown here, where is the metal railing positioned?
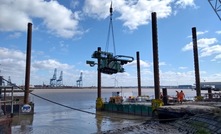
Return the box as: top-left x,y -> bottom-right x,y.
0,85 -> 14,117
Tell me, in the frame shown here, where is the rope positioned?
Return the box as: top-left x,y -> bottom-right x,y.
105,2 -> 116,55
1,77 -> 149,121
3,77 -> 215,122
29,92 -> 95,115
1,77 -> 95,115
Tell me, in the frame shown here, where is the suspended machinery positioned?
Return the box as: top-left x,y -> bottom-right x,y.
87,2 -> 134,75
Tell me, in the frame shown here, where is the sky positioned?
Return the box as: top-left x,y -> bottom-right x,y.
0,0 -> 220,87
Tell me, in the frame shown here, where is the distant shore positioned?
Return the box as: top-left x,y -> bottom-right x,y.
32,88 -> 140,94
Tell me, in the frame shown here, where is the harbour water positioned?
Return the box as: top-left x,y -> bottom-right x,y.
10,88 -> 210,133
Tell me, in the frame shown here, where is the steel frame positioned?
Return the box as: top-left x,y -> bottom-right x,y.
208,0 -> 221,20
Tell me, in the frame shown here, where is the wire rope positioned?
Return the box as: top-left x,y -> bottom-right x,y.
105,2 -> 116,55
1,77 -> 149,121
2,77 -> 216,122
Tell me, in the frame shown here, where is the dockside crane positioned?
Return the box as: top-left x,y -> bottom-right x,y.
76,72 -> 83,87
56,71 -> 63,87
50,68 -> 57,87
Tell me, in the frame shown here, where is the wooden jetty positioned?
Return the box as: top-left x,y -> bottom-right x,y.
0,86 -> 34,115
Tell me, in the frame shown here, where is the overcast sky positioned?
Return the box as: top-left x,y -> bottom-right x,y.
0,0 -> 220,87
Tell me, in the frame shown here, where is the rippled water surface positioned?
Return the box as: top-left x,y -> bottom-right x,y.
10,88 -> 208,133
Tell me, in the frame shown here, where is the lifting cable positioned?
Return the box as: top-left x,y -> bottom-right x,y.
105,2 -> 116,56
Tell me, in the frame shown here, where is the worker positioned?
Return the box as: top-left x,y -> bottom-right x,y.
160,92 -> 163,100
176,91 -> 180,103
179,90 -> 185,104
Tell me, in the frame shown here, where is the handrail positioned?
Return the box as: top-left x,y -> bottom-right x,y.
0,83 -> 14,117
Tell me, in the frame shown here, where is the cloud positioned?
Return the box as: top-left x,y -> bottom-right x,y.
1,46 -> 219,86
201,45 -> 221,57
0,0 -> 197,37
32,59 -> 73,70
0,47 -> 26,60
179,66 -> 188,70
0,47 -> 26,83
212,54 -> 221,61
182,38 -> 221,61
127,60 -> 151,67
70,0 -> 80,9
0,0 -> 82,38
197,30 -> 208,36
83,0 -> 110,19
159,62 -> 166,66
182,38 -> 218,51
83,0 -> 195,30
116,0 -> 172,30
215,30 -> 221,34
7,32 -> 22,39
187,30 -> 208,38
0,47 -> 75,85
175,0 -> 196,8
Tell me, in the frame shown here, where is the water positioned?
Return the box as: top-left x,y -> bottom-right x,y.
10,88 -> 209,133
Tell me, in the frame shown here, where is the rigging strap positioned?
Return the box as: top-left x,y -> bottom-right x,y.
105,2 -> 116,55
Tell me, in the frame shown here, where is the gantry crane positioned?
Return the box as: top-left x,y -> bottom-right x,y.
76,72 -> 83,87
208,0 -> 221,20
57,71 -> 63,87
50,68 -> 57,87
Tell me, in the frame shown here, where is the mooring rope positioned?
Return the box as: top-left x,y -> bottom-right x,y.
2,77 -> 95,115
3,77 -> 215,122
1,77 -> 151,121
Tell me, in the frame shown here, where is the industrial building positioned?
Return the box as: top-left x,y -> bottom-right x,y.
200,82 -> 221,91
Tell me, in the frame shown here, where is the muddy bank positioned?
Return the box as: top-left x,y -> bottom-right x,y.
102,113 -> 221,134
102,121 -> 184,134
172,113 -> 221,134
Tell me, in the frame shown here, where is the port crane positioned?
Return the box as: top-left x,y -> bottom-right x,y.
76,72 -> 83,87
87,2 -> 134,75
50,68 -> 57,87
56,71 -> 63,87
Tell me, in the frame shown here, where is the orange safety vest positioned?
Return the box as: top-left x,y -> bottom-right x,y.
179,92 -> 185,100
176,92 -> 180,100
